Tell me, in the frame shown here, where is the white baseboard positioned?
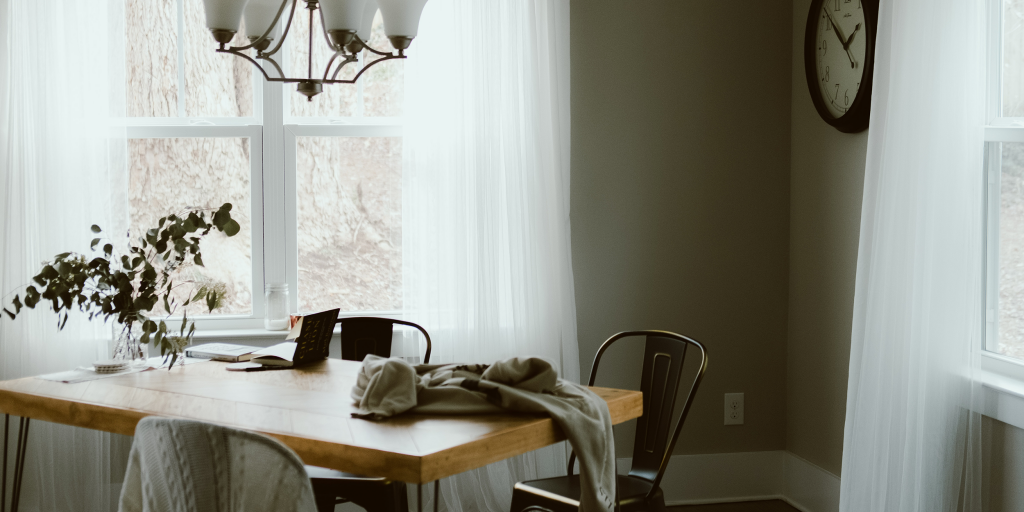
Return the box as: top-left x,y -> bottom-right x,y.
617,450 -> 840,512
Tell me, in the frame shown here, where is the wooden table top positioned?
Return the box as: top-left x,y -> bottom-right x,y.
0,359 -> 643,483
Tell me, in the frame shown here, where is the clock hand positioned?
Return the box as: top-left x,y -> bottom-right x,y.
824,10 -> 849,49
824,10 -> 856,67
844,23 -> 861,46
843,24 -> 861,68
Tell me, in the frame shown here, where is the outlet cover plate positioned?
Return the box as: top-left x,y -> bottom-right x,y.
724,392 -> 744,425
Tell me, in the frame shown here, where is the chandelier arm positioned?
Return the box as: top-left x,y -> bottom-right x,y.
261,0 -> 300,58
259,55 -> 288,80
307,7 -> 314,78
229,0 -> 292,52
217,49 -> 275,81
323,52 -> 353,81
353,34 -> 395,57
328,54 -> 359,81
326,54 -> 403,84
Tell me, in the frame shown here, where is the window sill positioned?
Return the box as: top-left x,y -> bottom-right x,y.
977,352 -> 1024,430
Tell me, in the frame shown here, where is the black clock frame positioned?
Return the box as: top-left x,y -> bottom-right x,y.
804,0 -> 878,133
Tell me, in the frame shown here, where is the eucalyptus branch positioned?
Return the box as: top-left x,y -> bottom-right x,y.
2,202 -> 240,369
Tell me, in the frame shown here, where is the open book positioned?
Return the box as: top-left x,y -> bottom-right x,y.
244,309 -> 340,368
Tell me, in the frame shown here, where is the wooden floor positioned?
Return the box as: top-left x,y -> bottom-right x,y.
670,499 -> 800,512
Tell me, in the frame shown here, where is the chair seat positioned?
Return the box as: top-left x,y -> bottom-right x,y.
305,465 -> 406,512
511,474 -> 665,512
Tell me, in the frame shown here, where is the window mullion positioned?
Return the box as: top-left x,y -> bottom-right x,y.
262,78 -> 289,308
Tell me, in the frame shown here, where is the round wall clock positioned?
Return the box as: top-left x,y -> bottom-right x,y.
804,0 -> 877,133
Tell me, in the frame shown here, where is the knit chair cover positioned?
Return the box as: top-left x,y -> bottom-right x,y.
119,417 -> 317,512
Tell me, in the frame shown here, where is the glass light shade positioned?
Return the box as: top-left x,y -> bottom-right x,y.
356,0 -> 378,42
203,0 -> 250,32
376,0 -> 428,39
319,0 -> 365,32
243,0 -> 284,39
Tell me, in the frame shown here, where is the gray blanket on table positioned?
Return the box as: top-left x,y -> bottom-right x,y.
351,355 -> 616,512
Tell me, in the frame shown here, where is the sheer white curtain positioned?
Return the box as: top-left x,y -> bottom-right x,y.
0,0 -> 130,510
401,0 -> 575,510
840,0 -> 986,510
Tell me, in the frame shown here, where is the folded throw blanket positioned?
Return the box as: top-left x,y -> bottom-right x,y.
351,355 -> 616,512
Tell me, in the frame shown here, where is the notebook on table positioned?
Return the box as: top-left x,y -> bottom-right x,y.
226,309 -> 340,371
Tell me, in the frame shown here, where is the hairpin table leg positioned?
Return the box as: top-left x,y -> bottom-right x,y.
2,414 -> 8,512
416,481 -> 440,512
2,416 -> 30,512
11,417 -> 29,512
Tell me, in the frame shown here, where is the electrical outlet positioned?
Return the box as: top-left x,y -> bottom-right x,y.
724,393 -> 744,425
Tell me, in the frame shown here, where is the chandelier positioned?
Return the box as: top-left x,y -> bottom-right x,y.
200,0 -> 428,100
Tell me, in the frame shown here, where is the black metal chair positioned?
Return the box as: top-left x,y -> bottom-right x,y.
308,317 -> 432,512
509,330 -> 708,512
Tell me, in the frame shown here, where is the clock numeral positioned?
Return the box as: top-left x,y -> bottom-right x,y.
822,40 -> 828,54
824,15 -> 831,30
835,84 -> 841,100
844,90 -> 850,105
823,66 -> 830,82
834,0 -> 841,11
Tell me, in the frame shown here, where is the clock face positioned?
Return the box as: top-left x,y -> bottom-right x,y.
813,0 -> 868,119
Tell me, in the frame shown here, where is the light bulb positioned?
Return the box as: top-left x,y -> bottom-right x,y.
203,0 -> 250,43
376,0 -> 428,49
243,0 -> 284,42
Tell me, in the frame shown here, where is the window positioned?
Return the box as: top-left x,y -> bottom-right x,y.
125,0 -> 404,331
985,0 -> 1024,362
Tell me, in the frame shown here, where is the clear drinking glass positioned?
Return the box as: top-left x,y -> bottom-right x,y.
265,283 -> 290,330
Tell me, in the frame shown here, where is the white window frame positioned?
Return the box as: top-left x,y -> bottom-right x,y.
979,0 -> 1024,430
125,7 -> 404,338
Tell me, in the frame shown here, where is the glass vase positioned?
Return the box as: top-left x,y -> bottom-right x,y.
113,323 -> 148,368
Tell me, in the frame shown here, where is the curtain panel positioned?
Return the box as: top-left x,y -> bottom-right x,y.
0,0 -> 130,510
401,0 -> 576,510
841,0 -> 987,510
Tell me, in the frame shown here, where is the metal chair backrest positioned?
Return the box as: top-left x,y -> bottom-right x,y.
574,330 -> 707,499
336,317 -> 432,364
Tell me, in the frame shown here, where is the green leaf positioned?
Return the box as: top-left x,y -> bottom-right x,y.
168,352 -> 179,370
90,238 -> 101,250
91,225 -> 102,233
180,313 -> 187,336
41,265 -> 58,279
103,244 -> 113,256
212,209 -> 228,229
206,290 -> 216,312
59,312 -> 68,330
222,219 -> 240,237
24,294 -> 37,308
12,295 -> 22,313
3,308 -> 15,320
193,253 -> 204,267
55,252 -> 71,260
